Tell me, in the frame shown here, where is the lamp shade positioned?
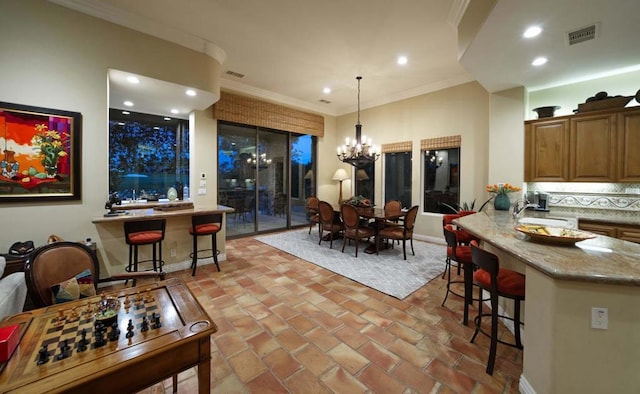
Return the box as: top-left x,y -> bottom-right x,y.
332,168 -> 349,181
356,169 -> 369,180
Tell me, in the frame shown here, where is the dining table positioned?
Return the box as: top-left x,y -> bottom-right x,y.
332,204 -> 407,254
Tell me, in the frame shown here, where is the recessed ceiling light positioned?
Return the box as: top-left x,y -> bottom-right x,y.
121,111 -> 130,115
117,122 -> 125,126
532,57 -> 548,66
523,26 -> 542,38
170,109 -> 179,114
186,89 -> 196,96
397,56 -> 408,65
126,76 -> 140,84
323,87 -> 331,94
153,126 -> 160,130
123,101 -> 134,107
164,117 -> 171,121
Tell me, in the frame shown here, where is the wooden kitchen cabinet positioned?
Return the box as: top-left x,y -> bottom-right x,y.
569,113 -> 616,182
525,106 -> 640,182
617,108 -> 640,182
579,220 -> 640,244
524,118 -> 570,182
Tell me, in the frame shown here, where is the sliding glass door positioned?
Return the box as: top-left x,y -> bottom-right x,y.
218,122 -> 315,237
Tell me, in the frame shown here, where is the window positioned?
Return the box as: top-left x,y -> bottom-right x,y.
383,141 -> 412,208
108,109 -> 189,200
421,136 -> 460,214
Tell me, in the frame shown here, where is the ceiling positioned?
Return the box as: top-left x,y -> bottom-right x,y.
53,0 -> 640,118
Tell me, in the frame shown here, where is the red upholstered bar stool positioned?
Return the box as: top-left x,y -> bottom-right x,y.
124,219 -> 166,275
441,224 -> 475,325
189,213 -> 222,275
470,242 -> 525,375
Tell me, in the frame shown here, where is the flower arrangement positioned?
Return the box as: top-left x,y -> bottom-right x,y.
344,195 -> 372,207
486,183 -> 522,195
31,124 -> 68,177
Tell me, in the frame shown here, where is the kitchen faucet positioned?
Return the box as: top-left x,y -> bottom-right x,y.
512,199 -> 539,219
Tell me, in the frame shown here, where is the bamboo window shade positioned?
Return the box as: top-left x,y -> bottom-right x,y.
213,92 -> 324,137
381,141 -> 412,153
420,135 -> 461,151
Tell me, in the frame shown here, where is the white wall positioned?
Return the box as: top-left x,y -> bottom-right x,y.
0,1 -> 221,274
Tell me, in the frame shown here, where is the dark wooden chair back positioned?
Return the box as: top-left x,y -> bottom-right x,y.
25,241 -> 99,308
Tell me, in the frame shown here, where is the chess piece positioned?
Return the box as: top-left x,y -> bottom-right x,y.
144,289 -> 153,302
37,344 -> 50,365
124,295 -> 131,310
141,316 -> 149,332
56,310 -> 65,323
126,319 -> 135,338
56,339 -> 71,360
108,322 -> 120,341
77,329 -> 88,352
69,307 -> 79,322
95,330 -> 106,348
151,312 -> 162,329
85,302 -> 93,315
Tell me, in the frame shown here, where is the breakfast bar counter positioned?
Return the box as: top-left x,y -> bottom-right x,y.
454,211 -> 640,394
454,211 -> 640,286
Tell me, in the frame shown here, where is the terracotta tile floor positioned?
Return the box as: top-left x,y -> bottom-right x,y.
137,235 -> 523,393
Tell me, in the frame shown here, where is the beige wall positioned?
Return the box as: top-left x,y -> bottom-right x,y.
335,81 -> 491,239
0,1 -> 222,275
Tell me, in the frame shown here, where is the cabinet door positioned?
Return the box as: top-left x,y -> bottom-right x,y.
618,226 -> 640,244
617,108 -> 640,182
525,119 -> 569,181
569,113 -> 617,181
578,221 -> 617,237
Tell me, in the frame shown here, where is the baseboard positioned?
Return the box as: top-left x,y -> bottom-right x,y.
414,234 -> 445,245
519,374 -> 536,394
97,253 -> 227,288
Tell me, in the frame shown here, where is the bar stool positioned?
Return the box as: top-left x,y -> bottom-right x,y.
441,224 -> 475,325
470,242 -> 525,375
124,219 -> 166,274
189,213 -> 222,275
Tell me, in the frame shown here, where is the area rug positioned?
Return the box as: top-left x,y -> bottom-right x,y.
256,229 -> 447,300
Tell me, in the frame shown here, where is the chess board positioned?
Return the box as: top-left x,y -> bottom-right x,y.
35,290 -> 163,367
0,278 -> 217,394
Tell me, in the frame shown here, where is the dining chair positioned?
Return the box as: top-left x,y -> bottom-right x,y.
377,205 -> 419,260
340,204 -> 376,257
318,200 -> 343,249
383,200 -> 403,247
306,196 -> 320,235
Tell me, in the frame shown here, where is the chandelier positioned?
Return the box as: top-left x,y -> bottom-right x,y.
426,150 -> 443,168
247,152 -> 272,169
337,76 -> 380,168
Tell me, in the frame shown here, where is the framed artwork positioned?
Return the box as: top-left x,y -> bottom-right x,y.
0,102 -> 82,202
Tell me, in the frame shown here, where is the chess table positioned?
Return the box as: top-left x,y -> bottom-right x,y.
0,278 -> 217,393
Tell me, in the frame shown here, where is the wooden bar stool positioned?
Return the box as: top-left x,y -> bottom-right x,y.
189,213 -> 222,275
124,219 -> 166,275
470,242 -> 525,375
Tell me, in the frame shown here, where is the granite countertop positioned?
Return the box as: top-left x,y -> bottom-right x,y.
454,211 -> 640,286
92,204 -> 234,224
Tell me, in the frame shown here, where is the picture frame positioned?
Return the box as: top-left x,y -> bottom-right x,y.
0,102 -> 82,202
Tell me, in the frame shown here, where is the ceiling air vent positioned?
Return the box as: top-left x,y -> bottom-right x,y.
225,70 -> 245,78
567,24 -> 598,46
319,99 -> 331,104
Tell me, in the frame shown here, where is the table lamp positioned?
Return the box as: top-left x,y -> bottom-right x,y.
332,168 -> 349,205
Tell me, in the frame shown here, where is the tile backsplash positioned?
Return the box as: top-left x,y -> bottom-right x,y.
525,182 -> 640,218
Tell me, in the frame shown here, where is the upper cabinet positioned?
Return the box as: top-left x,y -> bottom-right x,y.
525,107 -> 640,183
617,109 -> 640,182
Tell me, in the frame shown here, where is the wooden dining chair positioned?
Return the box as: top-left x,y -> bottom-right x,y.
377,205 -> 419,260
318,201 -> 343,249
340,204 -> 376,257
306,196 -> 320,235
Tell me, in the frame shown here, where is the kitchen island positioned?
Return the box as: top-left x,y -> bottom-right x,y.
455,211 -> 640,394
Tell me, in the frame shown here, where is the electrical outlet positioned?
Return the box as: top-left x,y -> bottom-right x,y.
591,307 -> 608,329
170,248 -> 177,257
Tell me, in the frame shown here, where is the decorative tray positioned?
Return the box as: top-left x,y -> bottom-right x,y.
515,224 -> 596,245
